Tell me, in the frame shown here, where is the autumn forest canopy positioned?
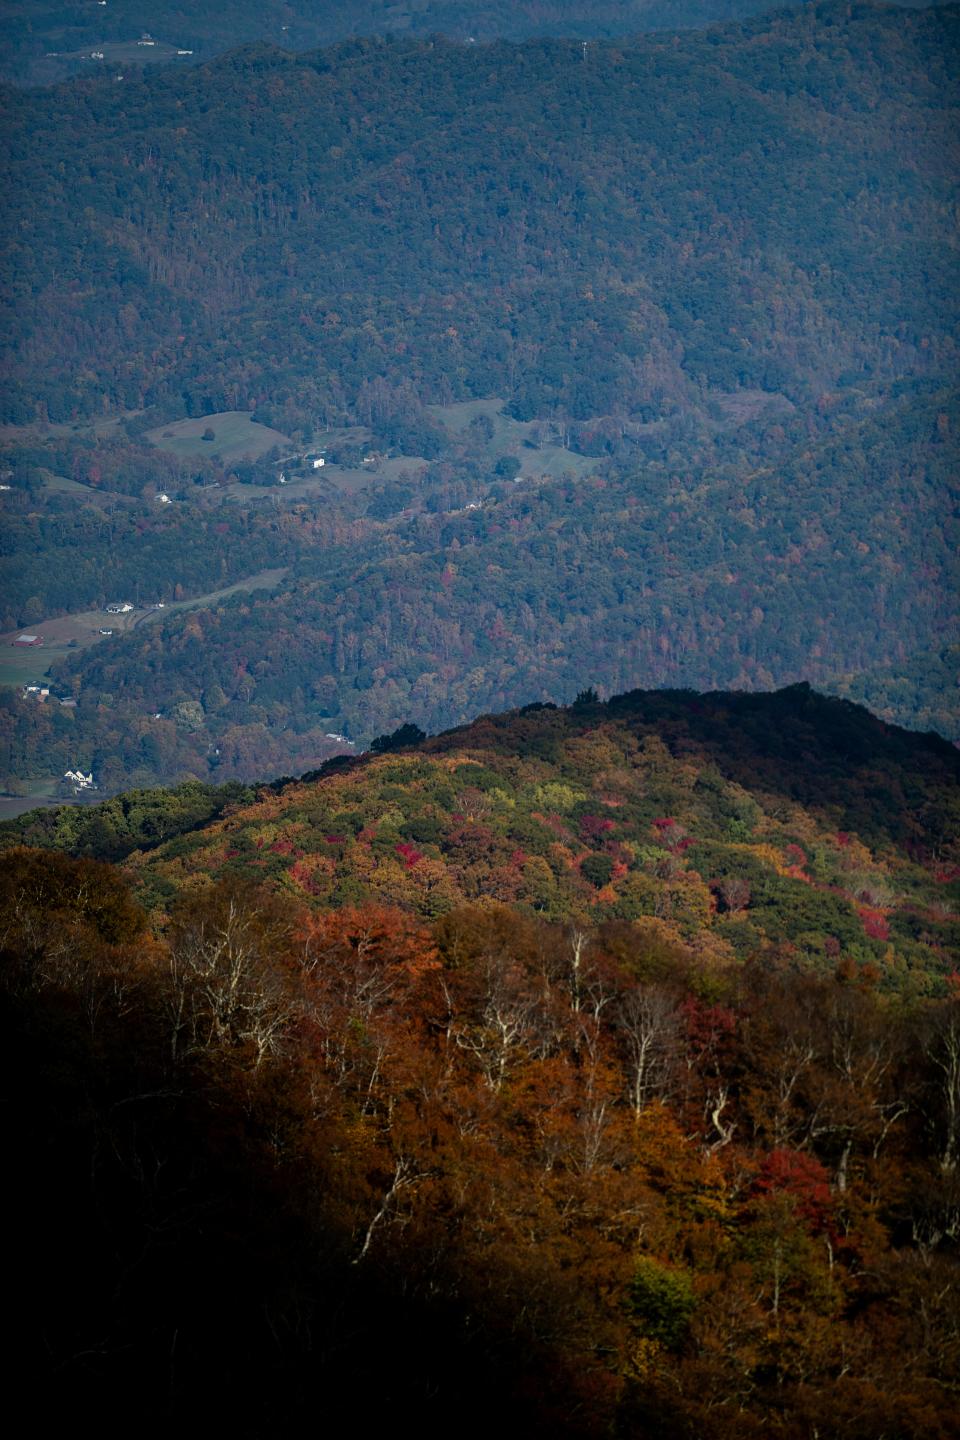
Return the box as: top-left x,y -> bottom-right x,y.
2,6 -> 959,1430
4,686 -> 960,1436
1,1 -> 958,800
11,0 -> 945,84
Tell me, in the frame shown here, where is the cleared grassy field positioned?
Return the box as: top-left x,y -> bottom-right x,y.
0,648 -> 59,688
164,567 -> 289,612
428,397 -> 596,481
0,568 -> 289,690
427,397 -> 507,434
146,411 -> 293,464
44,472 -> 96,495
42,470 -> 129,509
50,40 -> 191,69
517,444 -> 595,481
0,606 -> 144,690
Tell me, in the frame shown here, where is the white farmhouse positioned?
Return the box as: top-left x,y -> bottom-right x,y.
64,769 -> 96,790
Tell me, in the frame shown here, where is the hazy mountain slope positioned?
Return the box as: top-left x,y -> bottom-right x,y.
4,0 -> 945,85
2,4 -> 956,423
19,381 -> 950,796
2,3 -> 956,799
834,645 -> 960,738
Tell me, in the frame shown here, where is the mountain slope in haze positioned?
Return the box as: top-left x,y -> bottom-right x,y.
2,2 -> 956,799
5,0 -> 945,85
9,380 -> 949,799
3,4 -> 956,423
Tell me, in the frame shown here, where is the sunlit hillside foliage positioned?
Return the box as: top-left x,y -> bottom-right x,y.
4,686 -> 959,1436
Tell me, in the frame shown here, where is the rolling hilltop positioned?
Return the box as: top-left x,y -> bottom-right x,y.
10,685 -> 959,992
3,683 -> 959,1436
126,684 -> 960,994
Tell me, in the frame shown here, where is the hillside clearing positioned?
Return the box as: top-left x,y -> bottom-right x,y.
146,411 -> 293,463
0,567 -> 290,689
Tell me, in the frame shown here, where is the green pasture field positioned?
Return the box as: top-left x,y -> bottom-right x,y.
0,568 -> 289,691
0,780 -> 69,823
42,471 -> 128,508
146,411 -> 293,464
53,41 -> 188,68
517,444 -> 595,481
0,647 -> 59,688
164,567 -> 289,612
428,397 -> 596,481
428,397 -> 508,434
43,472 -> 97,495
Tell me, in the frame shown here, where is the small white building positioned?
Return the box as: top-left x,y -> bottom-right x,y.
105,602 -> 134,614
156,492 -> 172,504
64,769 -> 95,790
311,457 -> 326,469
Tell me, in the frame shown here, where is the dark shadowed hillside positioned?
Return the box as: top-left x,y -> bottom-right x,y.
3,685 -> 959,1436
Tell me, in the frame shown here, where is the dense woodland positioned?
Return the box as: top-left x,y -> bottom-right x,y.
5,0 -> 942,84
3,377 -> 954,795
3,5 -> 957,425
1,3 -> 957,797
3,6 -> 958,1431
6,686 -> 959,993
4,688 -> 959,1436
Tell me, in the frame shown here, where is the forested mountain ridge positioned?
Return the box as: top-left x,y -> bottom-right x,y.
2,3 -> 956,424
4,683 -> 960,1436
4,7 -> 958,1428
3,0 -> 946,86
16,683 -> 951,997
2,2 -> 956,797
